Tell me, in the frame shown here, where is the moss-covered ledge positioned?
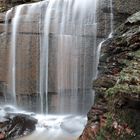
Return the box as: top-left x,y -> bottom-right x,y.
79,11 -> 140,140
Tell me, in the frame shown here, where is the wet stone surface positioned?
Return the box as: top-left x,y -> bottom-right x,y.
0,109 -> 37,140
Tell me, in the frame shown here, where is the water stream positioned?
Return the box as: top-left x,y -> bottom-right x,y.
7,5 -> 25,105
108,0 -> 114,38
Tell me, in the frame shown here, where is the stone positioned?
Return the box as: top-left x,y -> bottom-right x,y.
93,76 -> 116,87
0,13 -> 5,23
127,11 -> 140,24
0,113 -> 37,139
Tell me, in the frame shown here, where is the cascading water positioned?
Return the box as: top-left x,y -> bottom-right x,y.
109,0 -> 114,38
110,0 -> 113,33
49,0 -> 98,114
3,0 -> 101,139
7,5 -> 25,105
4,8 -> 12,34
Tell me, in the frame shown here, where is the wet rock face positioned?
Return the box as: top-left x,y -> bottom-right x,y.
80,11 -> 140,140
0,113 -> 37,139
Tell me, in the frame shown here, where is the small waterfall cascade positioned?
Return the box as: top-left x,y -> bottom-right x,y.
47,0 -> 98,114
96,0 -> 114,78
95,40 -> 104,79
4,8 -> 13,34
4,0 -> 98,114
7,5 -> 24,105
108,0 -> 114,38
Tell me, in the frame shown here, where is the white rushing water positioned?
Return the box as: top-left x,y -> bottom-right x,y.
37,0 -> 98,113
108,0 -> 114,38
7,5 -> 25,105
4,8 -> 12,34
5,0 -> 97,114
39,0 -> 53,113
49,0 -> 97,114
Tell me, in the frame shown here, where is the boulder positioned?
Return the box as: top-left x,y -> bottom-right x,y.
0,113 -> 37,139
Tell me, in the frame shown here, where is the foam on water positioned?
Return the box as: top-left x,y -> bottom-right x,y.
0,105 -> 86,140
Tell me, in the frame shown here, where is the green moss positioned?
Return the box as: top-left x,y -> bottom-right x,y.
119,59 -> 131,66
106,59 -> 140,98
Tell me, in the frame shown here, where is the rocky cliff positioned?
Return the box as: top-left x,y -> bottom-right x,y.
79,11 -> 140,140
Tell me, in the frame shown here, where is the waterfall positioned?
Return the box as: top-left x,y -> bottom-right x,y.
95,40 -> 104,79
0,0 -> 118,139
39,0 -> 53,113
50,0 -> 97,113
110,0 -> 114,34
4,0 -> 98,114
4,8 -> 12,35
7,5 -> 25,105
108,0 -> 114,38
